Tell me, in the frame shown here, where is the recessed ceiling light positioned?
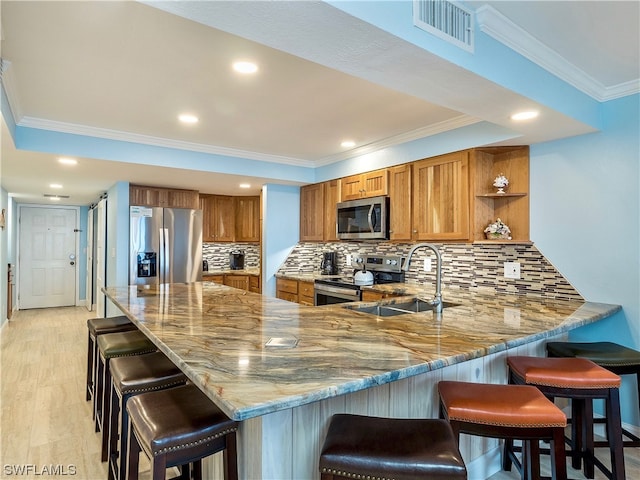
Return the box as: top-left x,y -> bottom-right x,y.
341,140 -> 356,148
50,184 -> 63,189
58,157 -> 77,165
511,111 -> 539,121
232,61 -> 258,74
239,183 -> 251,189
178,113 -> 199,124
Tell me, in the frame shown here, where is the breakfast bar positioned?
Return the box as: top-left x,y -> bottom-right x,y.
104,282 -> 620,479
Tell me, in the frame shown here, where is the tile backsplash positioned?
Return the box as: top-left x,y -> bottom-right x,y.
203,243 -> 260,270
278,242 -> 583,301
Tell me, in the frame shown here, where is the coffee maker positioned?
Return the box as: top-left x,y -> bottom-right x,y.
320,251 -> 338,275
229,250 -> 245,270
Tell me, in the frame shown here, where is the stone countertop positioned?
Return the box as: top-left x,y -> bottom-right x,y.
104,282 -> 620,422
203,268 -> 260,276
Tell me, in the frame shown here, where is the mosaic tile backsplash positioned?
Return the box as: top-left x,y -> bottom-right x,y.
277,242 -> 583,301
203,243 -> 260,270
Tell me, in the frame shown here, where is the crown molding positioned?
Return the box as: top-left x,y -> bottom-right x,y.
0,59 -> 24,121
16,116 -> 313,167
475,5 -> 639,102
315,114 -> 481,166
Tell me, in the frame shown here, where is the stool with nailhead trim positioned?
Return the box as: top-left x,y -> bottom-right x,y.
126,383 -> 239,480
106,351 -> 188,480
95,330 -> 156,461
546,341 -> 640,448
507,356 -> 625,480
439,380 -> 568,480
86,316 -> 136,403
319,414 -> 467,480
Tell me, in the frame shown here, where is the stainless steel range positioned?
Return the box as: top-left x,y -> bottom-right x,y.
314,255 -> 405,306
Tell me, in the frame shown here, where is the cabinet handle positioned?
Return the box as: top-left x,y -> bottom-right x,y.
412,229 -> 418,233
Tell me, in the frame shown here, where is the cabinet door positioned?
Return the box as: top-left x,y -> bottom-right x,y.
212,196 -> 235,242
166,189 -> 199,209
235,196 -> 260,242
298,280 -> 315,305
130,185 -> 163,207
323,180 -> 339,241
300,184 -> 324,241
340,174 -> 364,201
224,275 -> 249,291
388,164 -> 412,241
362,169 -> 388,197
412,151 -> 470,241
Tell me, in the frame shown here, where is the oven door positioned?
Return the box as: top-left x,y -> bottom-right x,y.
314,284 -> 361,306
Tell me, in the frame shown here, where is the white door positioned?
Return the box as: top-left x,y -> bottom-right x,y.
95,199 -> 107,317
19,206 -> 77,309
86,208 -> 94,311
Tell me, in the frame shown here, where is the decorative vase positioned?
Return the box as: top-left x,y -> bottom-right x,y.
485,232 -> 511,240
495,185 -> 507,194
493,174 -> 509,194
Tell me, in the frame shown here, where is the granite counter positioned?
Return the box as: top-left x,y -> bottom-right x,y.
103,282 -> 619,479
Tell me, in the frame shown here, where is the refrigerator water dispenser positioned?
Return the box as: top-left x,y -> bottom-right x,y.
137,252 -> 157,277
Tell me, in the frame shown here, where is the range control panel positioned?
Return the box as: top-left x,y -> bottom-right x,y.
349,255 -> 405,273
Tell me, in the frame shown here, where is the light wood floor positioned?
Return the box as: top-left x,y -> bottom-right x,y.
1,307 -> 638,480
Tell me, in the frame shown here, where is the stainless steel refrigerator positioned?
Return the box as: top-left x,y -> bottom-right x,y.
129,206 -> 203,285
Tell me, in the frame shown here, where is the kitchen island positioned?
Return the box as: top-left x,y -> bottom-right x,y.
104,282 -> 620,479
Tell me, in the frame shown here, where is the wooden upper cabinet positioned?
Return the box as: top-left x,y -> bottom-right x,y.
130,185 -> 199,209
235,196 -> 260,242
412,151 -> 470,241
388,164 -> 412,241
340,169 -> 388,201
201,194 -> 235,242
300,183 -> 324,241
323,180 -> 340,242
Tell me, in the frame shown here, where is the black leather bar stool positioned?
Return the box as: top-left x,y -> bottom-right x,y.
547,341 -> 640,448
126,384 -> 238,480
86,316 -> 136,402
439,381 -> 567,480
319,414 -> 467,480
106,351 -> 188,480
95,329 -> 156,456
507,356 -> 625,480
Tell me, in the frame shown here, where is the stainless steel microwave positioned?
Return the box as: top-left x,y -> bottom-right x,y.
336,196 -> 389,240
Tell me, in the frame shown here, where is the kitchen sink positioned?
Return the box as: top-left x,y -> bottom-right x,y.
345,298 -> 460,317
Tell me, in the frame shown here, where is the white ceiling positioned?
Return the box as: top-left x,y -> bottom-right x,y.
1,0 -> 638,205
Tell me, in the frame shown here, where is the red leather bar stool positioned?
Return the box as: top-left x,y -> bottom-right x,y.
319,414 -> 467,480
95,329 -> 156,452
106,351 -> 187,480
507,356 -> 625,480
86,316 -> 136,402
438,380 -> 567,480
546,341 -> 640,448
126,384 -> 238,480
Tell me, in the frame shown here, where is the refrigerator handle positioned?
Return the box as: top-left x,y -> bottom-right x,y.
161,227 -> 169,283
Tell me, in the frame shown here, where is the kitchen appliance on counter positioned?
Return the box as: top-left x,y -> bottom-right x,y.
129,206 -> 203,286
320,251 -> 338,275
229,250 -> 245,270
314,254 -> 405,306
336,196 -> 389,240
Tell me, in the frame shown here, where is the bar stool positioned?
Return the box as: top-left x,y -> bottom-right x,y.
507,356 -> 625,480
438,380 -> 567,480
547,341 -> 640,448
319,414 -> 467,480
86,316 -> 136,402
106,351 -> 188,480
95,329 -> 156,454
126,384 -> 238,480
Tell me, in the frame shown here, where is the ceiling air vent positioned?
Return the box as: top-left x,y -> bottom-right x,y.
413,0 -> 474,52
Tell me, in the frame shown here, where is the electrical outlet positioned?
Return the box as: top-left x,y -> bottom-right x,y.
346,254 -> 352,266
423,258 -> 432,272
504,261 -> 521,279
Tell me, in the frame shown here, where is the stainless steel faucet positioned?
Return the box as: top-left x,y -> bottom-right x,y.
401,243 -> 443,314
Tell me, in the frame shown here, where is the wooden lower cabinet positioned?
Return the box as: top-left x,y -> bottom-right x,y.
298,281 -> 315,306
204,275 -> 225,285
249,275 -> 261,294
224,275 -> 249,291
361,290 -> 401,302
276,278 -> 315,305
